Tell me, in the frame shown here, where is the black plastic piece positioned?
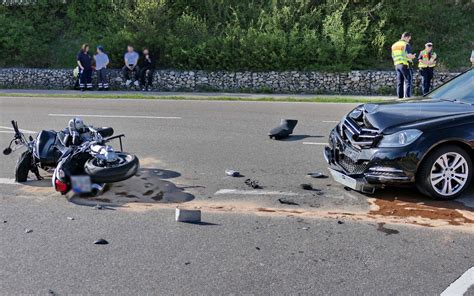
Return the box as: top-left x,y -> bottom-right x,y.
269,119 -> 298,140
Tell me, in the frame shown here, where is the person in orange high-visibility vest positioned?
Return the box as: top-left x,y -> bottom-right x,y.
391,32 -> 417,98
418,42 -> 438,95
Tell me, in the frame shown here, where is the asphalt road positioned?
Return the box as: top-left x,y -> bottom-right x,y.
0,96 -> 473,295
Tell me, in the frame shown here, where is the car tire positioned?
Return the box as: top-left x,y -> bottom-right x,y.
417,145 -> 472,200
15,151 -> 32,182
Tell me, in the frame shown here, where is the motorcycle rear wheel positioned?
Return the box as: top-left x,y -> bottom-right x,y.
85,153 -> 139,183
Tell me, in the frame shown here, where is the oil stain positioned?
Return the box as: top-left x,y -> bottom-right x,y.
369,195 -> 474,226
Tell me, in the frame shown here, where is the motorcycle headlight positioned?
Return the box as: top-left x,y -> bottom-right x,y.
378,129 -> 422,148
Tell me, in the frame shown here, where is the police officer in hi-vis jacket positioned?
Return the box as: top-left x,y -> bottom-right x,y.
391,32 -> 417,98
418,42 -> 438,95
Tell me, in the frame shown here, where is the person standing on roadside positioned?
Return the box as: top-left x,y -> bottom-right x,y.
94,45 -> 110,91
391,32 -> 416,98
418,42 -> 438,95
139,48 -> 156,91
121,45 -> 140,87
77,44 -> 93,91
405,40 -> 415,97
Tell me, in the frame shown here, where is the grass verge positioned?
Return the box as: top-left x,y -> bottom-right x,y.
0,92 -> 389,103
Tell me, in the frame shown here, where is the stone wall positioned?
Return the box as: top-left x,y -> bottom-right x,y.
0,68 -> 459,95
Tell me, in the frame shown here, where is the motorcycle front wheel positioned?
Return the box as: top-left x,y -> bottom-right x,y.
85,152 -> 139,183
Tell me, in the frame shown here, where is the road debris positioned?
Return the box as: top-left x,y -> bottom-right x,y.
245,179 -> 262,189
255,247 -> 261,250
301,227 -> 310,230
269,119 -> 298,140
225,169 -> 241,177
184,261 -> 191,265
377,223 -> 399,235
2,220 -> 6,223
337,220 -> 344,225
307,172 -> 328,179
25,229 -> 33,233
67,217 -> 75,220
176,208 -> 202,223
300,183 -> 322,191
94,238 -> 109,245
93,204 -> 103,210
278,198 -> 300,206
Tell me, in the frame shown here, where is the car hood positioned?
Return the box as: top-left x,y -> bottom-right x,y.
360,99 -> 474,131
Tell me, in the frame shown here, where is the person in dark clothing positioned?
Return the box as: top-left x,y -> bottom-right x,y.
139,48 -> 156,91
77,44 -> 93,91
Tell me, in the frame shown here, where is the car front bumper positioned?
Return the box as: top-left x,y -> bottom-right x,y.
324,128 -> 419,192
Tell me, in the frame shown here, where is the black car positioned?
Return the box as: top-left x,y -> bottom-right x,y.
324,69 -> 474,200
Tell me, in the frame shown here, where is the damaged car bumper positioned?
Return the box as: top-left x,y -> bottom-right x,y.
324,126 -> 418,193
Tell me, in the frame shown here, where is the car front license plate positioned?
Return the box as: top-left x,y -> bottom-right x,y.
328,168 -> 357,190
71,175 -> 92,193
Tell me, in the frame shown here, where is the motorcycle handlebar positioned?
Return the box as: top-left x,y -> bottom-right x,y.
11,120 -> 20,135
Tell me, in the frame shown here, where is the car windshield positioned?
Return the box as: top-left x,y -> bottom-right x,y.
427,69 -> 474,103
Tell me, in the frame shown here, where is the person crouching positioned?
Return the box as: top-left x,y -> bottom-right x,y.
94,46 -> 110,91
76,44 -> 93,91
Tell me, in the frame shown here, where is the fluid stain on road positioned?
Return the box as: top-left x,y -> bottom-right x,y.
369,196 -> 474,227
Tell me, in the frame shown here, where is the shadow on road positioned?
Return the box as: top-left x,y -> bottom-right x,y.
278,134 -> 324,141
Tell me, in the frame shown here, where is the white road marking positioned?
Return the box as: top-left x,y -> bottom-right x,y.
302,142 -> 328,146
441,267 -> 474,296
0,178 -> 18,185
48,114 -> 181,120
0,125 -> 36,133
215,189 -> 299,196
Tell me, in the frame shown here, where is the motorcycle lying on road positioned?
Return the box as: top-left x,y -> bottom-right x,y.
3,120 -> 139,195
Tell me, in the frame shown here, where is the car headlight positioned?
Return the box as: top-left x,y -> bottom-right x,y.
378,129 -> 422,148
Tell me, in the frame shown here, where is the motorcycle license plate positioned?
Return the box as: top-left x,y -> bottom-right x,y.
71,175 -> 92,193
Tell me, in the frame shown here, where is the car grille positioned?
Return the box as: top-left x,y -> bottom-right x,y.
340,117 -> 380,148
338,156 -> 370,174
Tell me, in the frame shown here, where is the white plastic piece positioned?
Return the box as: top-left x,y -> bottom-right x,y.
175,208 -> 201,223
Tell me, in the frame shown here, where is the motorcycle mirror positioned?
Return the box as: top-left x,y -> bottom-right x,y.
3,147 -> 12,155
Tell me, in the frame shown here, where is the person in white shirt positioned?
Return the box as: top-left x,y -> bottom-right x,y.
94,46 -> 110,90
121,45 -> 140,87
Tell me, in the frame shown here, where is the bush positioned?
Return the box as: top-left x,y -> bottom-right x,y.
0,0 -> 472,71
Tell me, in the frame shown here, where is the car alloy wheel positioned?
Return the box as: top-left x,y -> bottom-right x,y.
430,152 -> 468,196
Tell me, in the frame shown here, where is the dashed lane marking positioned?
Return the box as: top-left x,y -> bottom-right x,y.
0,178 -> 18,185
302,142 -> 328,145
0,125 -> 36,133
48,113 -> 181,120
441,267 -> 474,296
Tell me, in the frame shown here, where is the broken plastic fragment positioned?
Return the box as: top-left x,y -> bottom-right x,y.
94,238 -> 109,245
269,119 -> 298,140
278,198 -> 299,206
307,172 -> 328,179
225,170 -> 241,177
245,179 -> 262,189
